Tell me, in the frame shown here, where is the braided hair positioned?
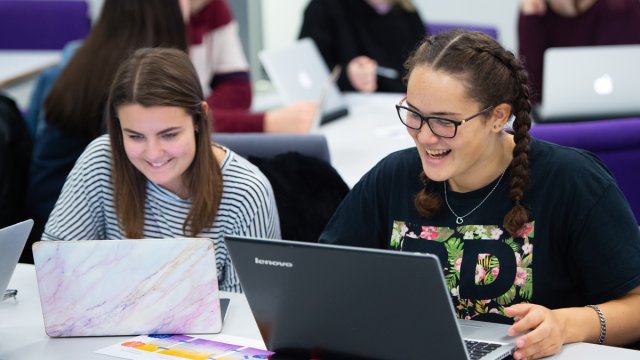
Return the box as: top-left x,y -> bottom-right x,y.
405,30 -> 533,237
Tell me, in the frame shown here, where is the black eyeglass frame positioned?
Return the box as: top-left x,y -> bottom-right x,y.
395,97 -> 495,139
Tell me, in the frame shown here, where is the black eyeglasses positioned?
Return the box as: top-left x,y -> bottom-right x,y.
395,97 -> 494,139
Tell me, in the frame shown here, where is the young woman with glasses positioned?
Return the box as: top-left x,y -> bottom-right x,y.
320,30 -> 640,359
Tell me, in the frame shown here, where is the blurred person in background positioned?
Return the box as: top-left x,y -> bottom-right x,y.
299,0 -> 426,93
518,0 -> 640,103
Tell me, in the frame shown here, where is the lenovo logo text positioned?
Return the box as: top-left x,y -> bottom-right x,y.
254,257 -> 293,268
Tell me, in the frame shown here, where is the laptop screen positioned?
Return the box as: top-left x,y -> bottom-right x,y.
32,238 -> 223,337
537,44 -> 640,122
259,38 -> 349,125
225,236 -> 515,360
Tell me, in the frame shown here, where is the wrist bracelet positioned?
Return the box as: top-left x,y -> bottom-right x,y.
585,304 -> 606,345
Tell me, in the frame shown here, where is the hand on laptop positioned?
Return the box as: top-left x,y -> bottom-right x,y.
505,303 -> 567,359
264,101 -> 319,133
347,56 -> 378,93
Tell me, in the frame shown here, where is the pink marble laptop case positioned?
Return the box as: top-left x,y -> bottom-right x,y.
32,238 -> 222,337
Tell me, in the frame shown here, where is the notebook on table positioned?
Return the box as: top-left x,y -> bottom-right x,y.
259,37 -> 349,125
32,238 -> 224,337
224,235 -> 516,360
535,44 -> 640,123
0,219 -> 34,299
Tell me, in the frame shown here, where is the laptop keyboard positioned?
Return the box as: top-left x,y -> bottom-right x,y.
465,340 -> 503,360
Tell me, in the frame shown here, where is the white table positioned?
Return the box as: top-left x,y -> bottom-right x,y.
4,264 -> 640,359
318,92 -> 415,187
0,50 -> 60,88
1,264 -> 262,360
0,50 -> 61,110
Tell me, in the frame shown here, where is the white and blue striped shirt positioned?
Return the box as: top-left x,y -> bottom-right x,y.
43,135 -> 281,292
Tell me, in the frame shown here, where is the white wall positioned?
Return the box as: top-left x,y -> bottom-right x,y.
260,0 -> 520,53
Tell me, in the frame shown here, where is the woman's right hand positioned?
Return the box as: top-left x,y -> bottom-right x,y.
347,56 -> 378,93
264,101 -> 319,133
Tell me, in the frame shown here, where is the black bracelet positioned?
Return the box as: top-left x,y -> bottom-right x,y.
586,304 -> 606,345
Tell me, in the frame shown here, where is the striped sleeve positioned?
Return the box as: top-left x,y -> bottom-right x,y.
42,136 -> 112,241
215,153 -> 281,292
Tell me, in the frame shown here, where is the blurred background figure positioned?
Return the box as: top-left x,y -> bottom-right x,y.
299,0 -> 426,93
23,0 -> 188,262
518,0 -> 640,103
185,0 -> 317,133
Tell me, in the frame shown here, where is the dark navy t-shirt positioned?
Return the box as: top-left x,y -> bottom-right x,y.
320,139 -> 640,323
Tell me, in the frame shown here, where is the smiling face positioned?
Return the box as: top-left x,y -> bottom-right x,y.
118,104 -> 197,198
406,65 -> 512,192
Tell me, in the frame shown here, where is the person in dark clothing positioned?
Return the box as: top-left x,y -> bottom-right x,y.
320,30 -> 640,359
299,0 -> 426,93
518,0 -> 640,103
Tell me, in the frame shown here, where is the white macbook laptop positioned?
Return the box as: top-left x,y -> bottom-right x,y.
32,238 -> 223,337
259,37 -> 349,125
0,219 -> 33,299
535,44 -> 640,122
224,235 -> 517,360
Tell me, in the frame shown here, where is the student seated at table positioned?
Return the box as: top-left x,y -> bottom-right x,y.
320,30 -> 640,359
23,0 -> 312,263
298,0 -> 426,93
518,0 -> 640,103
42,47 -> 281,292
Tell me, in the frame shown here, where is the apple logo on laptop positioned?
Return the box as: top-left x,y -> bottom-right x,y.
297,71 -> 313,89
593,74 -> 613,95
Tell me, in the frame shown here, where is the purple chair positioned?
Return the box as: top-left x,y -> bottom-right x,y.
0,0 -> 90,50
427,22 -> 499,40
530,118 -> 640,223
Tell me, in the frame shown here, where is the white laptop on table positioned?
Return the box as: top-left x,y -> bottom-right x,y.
224,235 -> 517,360
32,238 -> 224,337
0,219 -> 33,300
535,44 -> 640,123
259,37 -> 349,126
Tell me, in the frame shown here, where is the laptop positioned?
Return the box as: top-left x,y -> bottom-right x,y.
224,236 -> 516,360
310,65 -> 342,133
535,44 -> 640,122
32,238 -> 224,337
259,38 -> 349,125
0,219 -> 34,299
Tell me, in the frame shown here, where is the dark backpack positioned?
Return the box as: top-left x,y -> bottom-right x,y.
248,152 -> 350,243
0,94 -> 33,229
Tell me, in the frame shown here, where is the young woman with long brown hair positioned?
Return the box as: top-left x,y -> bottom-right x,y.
43,48 -> 280,292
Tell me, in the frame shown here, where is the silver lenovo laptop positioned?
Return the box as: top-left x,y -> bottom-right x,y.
535,44 -> 640,122
0,219 -> 33,298
224,236 -> 516,360
32,238 -> 224,337
259,37 -> 349,125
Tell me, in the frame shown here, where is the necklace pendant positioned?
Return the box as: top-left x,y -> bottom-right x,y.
456,217 -> 464,225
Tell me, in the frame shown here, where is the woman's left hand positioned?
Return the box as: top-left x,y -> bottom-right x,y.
504,303 -> 567,359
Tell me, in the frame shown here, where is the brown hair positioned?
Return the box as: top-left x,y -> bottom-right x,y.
405,30 -> 532,237
106,48 -> 222,239
44,0 -> 187,138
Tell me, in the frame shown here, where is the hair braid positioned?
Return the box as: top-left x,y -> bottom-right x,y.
501,54 -> 533,237
414,172 -> 442,218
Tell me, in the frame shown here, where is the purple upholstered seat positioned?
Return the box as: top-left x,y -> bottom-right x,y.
427,22 -> 499,40
530,118 -> 640,223
0,0 -> 90,50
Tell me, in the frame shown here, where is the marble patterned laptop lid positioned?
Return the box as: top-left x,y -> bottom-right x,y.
32,238 -> 222,337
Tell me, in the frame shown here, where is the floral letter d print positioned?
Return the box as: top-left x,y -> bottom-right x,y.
390,221 -> 534,321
